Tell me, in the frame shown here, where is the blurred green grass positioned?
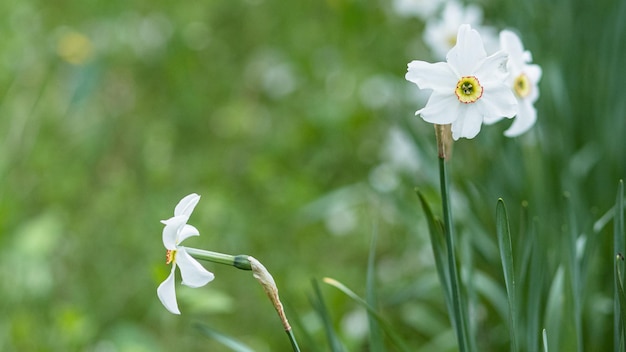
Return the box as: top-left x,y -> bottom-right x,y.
0,0 -> 624,350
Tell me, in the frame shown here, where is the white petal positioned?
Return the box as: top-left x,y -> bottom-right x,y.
523,79 -> 541,104
161,215 -> 189,249
499,30 -> 524,61
480,82 -> 519,121
174,193 -> 200,217
157,268 -> 181,315
177,247 -> 215,288
178,224 -> 200,244
475,50 -> 509,83
504,99 -> 537,137
406,61 -> 457,92
525,64 -> 542,85
451,105 -> 483,140
447,24 -> 487,74
417,93 -> 461,125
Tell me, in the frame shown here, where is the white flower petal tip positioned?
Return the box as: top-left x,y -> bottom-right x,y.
406,24 -> 518,139
157,271 -> 181,315
174,193 -> 201,217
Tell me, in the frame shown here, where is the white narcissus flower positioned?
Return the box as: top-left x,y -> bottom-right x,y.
406,24 -> 518,140
499,30 -> 542,137
157,193 -> 215,315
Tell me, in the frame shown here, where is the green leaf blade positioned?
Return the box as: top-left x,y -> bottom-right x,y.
496,199 -> 518,352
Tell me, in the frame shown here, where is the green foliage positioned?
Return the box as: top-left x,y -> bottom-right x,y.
195,324 -> 254,352
495,199 -> 518,352
0,0 -> 624,350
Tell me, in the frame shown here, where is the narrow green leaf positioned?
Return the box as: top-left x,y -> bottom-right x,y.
616,180 -> 625,258
544,267 -> 564,352
496,199 -> 518,352
310,279 -> 344,352
564,193 -> 583,352
614,254 -> 626,348
437,157 -> 471,352
615,180 -> 625,352
195,324 -> 255,352
416,189 -> 452,318
542,329 -> 548,352
526,219 -> 545,352
458,227 -> 477,352
323,277 -> 411,352
517,201 -> 533,294
366,221 -> 384,351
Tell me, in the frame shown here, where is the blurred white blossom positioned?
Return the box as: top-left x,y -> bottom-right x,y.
423,1 -> 497,59
392,0 -> 444,20
381,127 -> 421,173
499,30 -> 542,137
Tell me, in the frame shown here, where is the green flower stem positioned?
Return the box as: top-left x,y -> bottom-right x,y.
185,247 -> 252,271
286,329 -> 301,352
187,249 -> 300,351
439,155 -> 471,352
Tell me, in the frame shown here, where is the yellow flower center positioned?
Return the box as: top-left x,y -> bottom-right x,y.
455,76 -> 483,104
165,249 -> 176,265
513,73 -> 531,98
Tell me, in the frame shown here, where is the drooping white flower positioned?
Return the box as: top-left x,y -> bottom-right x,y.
423,1 -> 497,60
406,24 -> 518,140
499,30 -> 542,137
157,193 -> 215,315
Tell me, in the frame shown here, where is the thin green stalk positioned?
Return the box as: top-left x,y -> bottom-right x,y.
185,247 -> 251,270
286,329 -> 301,352
188,249 -> 299,351
438,156 -> 471,352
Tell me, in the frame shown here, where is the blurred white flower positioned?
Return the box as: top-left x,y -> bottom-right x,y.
382,127 -> 421,173
369,163 -> 399,193
406,24 -> 518,140
157,193 -> 214,315
499,30 -> 542,137
392,0 -> 444,20
423,1 -> 497,59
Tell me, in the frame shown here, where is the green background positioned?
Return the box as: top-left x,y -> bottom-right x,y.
0,0 -> 624,350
